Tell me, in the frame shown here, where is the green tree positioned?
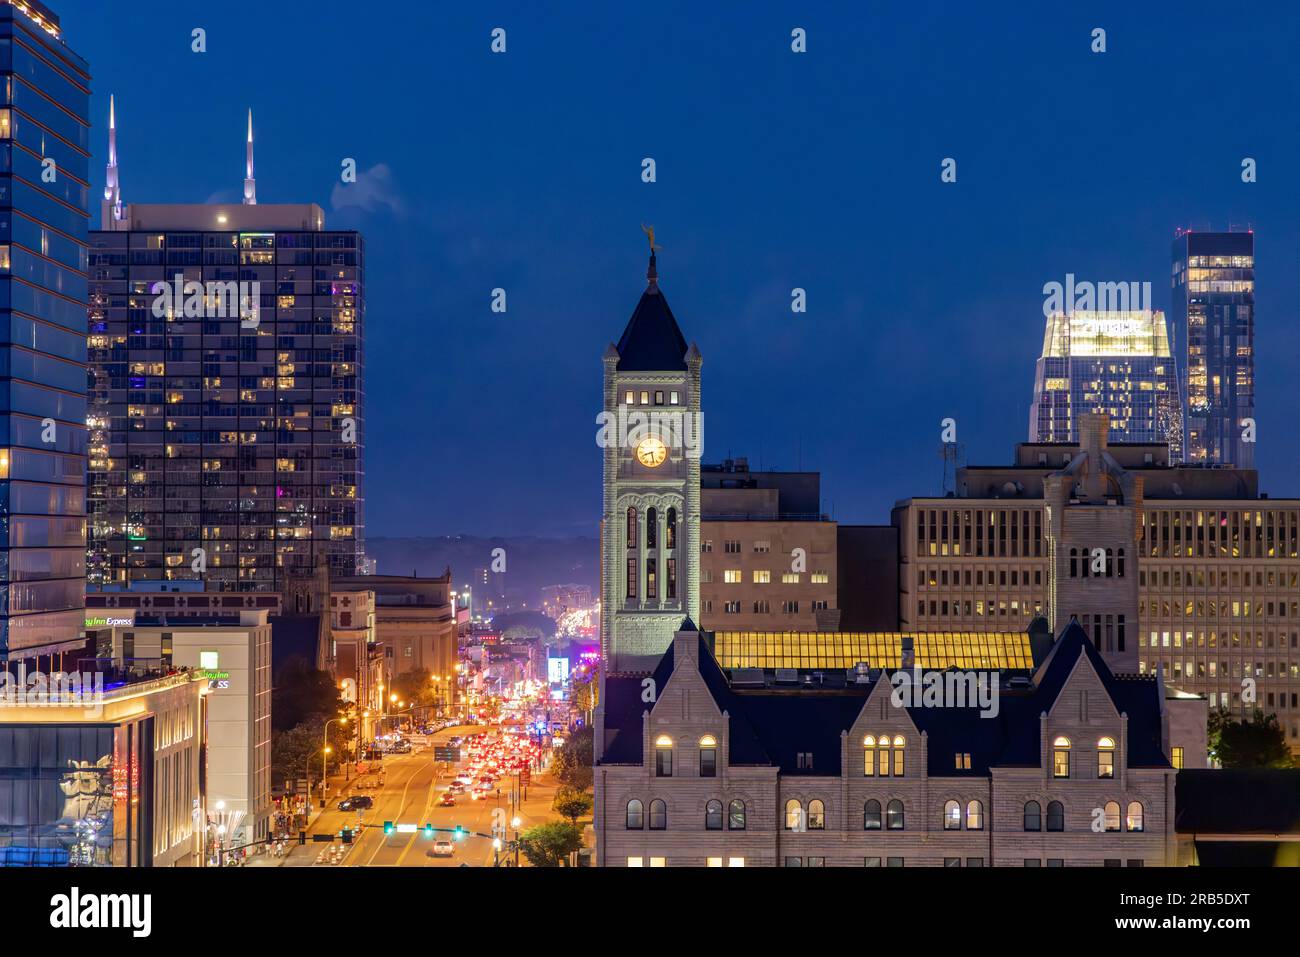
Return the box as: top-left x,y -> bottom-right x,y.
552,787 -> 593,826
390,669 -> 437,711
271,723 -> 320,790
517,821 -> 582,867
1210,708 -> 1295,768
273,655 -> 344,731
552,724 -> 594,790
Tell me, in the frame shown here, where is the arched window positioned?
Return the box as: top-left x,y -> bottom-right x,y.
648,799 -> 667,830
966,800 -> 984,830
807,799 -> 825,830
892,736 -> 905,776
886,799 -> 904,830
1024,800 -> 1041,832
1046,800 -> 1065,832
646,507 -> 657,549
705,799 -> 723,830
1069,547 -> 1078,578
943,800 -> 961,830
728,799 -> 746,830
626,507 -> 637,549
1052,736 -> 1071,778
785,799 -> 804,831
863,799 -> 881,830
877,732 -> 891,776
655,735 -> 673,777
1105,548 -> 1114,578
666,508 -> 677,550
1097,737 -> 1116,779
1117,547 -> 1126,578
1126,801 -> 1144,832
699,735 -> 717,778
1103,801 -> 1121,832
863,735 -> 876,776
626,799 -> 644,829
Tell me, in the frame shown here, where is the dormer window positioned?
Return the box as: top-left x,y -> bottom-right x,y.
699,735 -> 717,777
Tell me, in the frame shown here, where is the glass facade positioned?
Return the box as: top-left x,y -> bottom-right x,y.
1171,231 -> 1255,467
0,2 -> 90,656
0,721 -> 152,867
86,224 -> 365,590
1029,310 -> 1181,454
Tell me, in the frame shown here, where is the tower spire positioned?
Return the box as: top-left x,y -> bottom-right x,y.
243,108 -> 257,205
102,95 -> 123,224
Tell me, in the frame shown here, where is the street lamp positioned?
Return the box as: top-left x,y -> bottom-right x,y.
322,716 -> 347,807
512,815 -> 521,867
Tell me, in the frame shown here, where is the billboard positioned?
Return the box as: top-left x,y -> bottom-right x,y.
547,657 -> 569,685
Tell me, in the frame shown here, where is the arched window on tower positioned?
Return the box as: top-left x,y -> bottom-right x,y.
646,507 -> 657,549
626,507 -> 637,549
666,508 -> 677,550
1069,547 -> 1078,578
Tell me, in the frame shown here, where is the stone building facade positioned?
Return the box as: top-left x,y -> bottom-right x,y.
595,624 -> 1177,867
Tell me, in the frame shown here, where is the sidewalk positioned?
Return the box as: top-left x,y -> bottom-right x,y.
246,766 -> 363,867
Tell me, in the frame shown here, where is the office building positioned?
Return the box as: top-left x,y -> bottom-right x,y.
894,418 -> 1300,749
1171,229 -> 1255,467
0,0 -> 90,661
86,110 -> 365,592
699,457 -> 838,633
0,663 -> 206,866
1028,309 -> 1181,455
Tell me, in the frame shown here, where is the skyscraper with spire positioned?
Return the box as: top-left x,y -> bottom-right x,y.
0,1 -> 90,663
86,107 -> 367,591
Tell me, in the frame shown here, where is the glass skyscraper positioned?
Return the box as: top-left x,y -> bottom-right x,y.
87,198 -> 365,591
0,1 -> 90,660
1170,230 -> 1255,467
1028,310 -> 1181,453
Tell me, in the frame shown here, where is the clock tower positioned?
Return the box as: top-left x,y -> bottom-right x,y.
600,249 -> 702,673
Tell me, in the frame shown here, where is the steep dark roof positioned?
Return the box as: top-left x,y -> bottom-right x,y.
269,613 -> 321,678
599,623 -> 1170,776
615,260 -> 688,371
1176,769 -> 1300,834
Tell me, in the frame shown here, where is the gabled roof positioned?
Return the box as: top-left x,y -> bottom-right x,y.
614,255 -> 689,372
599,622 -> 1170,775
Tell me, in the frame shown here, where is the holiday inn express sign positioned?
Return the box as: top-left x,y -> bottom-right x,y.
84,615 -> 135,628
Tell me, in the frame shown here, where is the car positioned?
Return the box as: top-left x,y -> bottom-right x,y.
438,793 -> 456,807
433,839 -> 455,857
337,795 -> 373,811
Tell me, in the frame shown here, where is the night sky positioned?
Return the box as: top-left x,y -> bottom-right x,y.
59,0 -> 1300,537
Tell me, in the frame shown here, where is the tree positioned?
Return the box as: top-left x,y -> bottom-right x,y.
273,655 -> 344,732
552,724 -> 594,790
1210,709 -> 1295,768
552,787 -> 593,826
390,669 -> 438,711
271,724 -> 319,790
517,822 -> 582,867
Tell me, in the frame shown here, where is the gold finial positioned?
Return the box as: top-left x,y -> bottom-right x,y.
640,222 -> 661,252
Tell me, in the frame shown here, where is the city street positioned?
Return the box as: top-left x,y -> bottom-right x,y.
277,724 -> 561,868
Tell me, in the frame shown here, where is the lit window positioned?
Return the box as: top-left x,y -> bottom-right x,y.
1104,801 -> 1121,832
1053,736 -> 1071,778
699,735 -> 717,777
966,800 -> 983,830
655,736 -> 673,777
943,800 -> 961,830
807,799 -> 825,830
1097,737 -> 1115,779
784,799 -> 803,831
1126,801 -> 1144,832
627,857 -> 643,867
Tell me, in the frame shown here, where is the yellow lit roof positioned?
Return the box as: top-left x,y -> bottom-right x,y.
713,631 -> 1033,671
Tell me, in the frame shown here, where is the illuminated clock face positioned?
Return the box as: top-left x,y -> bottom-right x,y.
636,435 -> 668,468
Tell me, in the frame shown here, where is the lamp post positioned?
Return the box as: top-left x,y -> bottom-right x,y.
512,814 -> 521,867
322,716 -> 347,808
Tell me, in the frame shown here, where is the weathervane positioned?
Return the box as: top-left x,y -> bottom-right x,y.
640,222 -> 662,253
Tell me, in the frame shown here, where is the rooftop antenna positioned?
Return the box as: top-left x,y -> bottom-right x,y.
103,94 -> 123,223
940,441 -> 966,496
242,109 -> 257,205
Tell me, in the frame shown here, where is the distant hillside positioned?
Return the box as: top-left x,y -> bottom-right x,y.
365,535 -> 598,606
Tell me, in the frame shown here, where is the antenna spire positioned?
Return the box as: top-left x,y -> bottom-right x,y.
243,108 -> 257,205
103,95 -> 123,223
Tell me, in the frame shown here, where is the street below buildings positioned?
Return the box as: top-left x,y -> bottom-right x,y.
272,723 -> 562,867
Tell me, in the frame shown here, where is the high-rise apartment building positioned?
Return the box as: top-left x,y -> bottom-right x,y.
86,112 -> 365,591
1028,309 -> 1181,455
1171,229 -> 1255,467
0,1 -> 90,661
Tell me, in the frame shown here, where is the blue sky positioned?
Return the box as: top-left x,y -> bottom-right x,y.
58,0 -> 1300,536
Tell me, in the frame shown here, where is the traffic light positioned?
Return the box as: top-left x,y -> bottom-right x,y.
453,825 -> 466,842
424,823 -> 434,838
383,821 -> 394,835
